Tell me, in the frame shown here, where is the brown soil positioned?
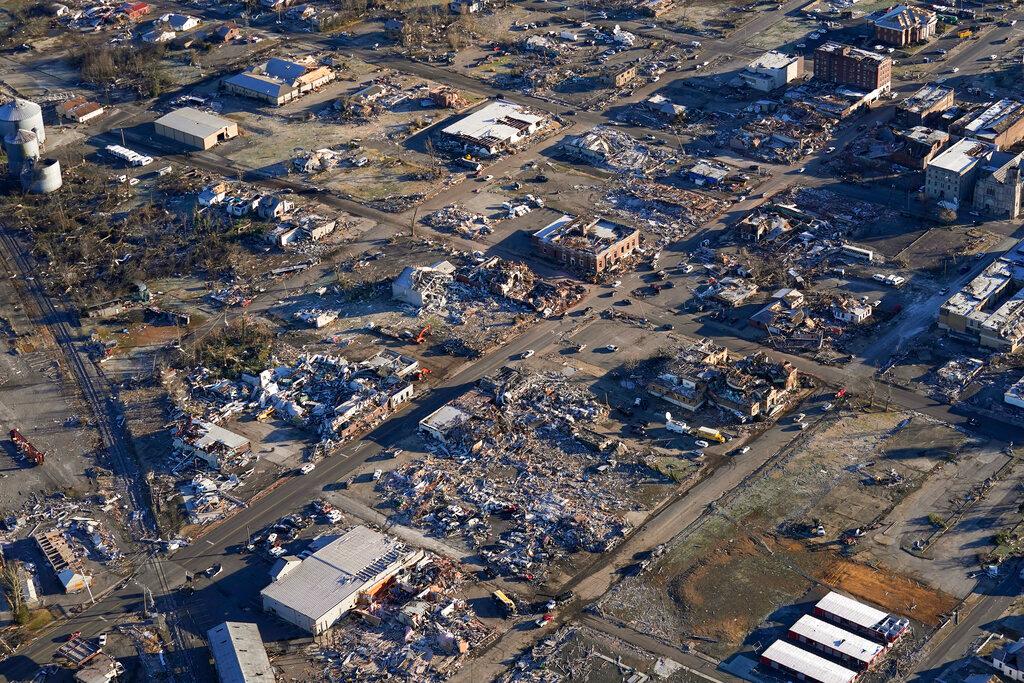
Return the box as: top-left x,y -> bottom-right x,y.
819,558 -> 957,626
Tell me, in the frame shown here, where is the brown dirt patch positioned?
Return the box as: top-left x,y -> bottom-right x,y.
819,558 -> 957,626
668,535 -> 815,644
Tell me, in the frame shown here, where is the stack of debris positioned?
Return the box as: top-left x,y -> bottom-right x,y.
423,205 -> 491,239
380,372 -> 648,578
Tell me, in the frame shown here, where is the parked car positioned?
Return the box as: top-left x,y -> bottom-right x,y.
299,463 -> 316,475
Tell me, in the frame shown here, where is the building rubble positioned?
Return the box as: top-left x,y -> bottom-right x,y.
380,370 -> 659,579
284,555 -> 494,681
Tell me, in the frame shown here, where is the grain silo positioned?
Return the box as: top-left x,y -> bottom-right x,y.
0,98 -> 46,145
4,129 -> 40,177
20,157 -> 62,194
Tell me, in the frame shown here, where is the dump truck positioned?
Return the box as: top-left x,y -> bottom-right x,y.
492,590 -> 517,617
693,426 -> 726,443
10,429 -> 44,465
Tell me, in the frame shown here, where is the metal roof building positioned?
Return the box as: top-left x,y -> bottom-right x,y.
760,639 -> 859,683
813,591 -> 910,643
207,622 -> 275,683
154,107 -> 238,150
440,100 -> 546,157
261,526 -> 424,634
788,615 -> 885,670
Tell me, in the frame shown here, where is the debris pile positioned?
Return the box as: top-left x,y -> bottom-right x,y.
423,204 -> 492,239
379,371 -> 651,579
293,556 -> 494,681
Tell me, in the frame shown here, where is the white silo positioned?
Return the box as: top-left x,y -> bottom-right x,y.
4,129 -> 40,177
0,98 -> 45,145
20,157 -> 62,194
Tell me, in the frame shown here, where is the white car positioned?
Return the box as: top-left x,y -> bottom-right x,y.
522,349 -> 535,359
98,634 -> 108,647
822,402 -> 834,412
268,546 -> 287,557
951,67 -> 960,73
604,344 -> 619,352
299,463 -> 316,475
680,264 -> 694,273
824,146 -> 836,154
611,280 -> 622,288
738,446 -> 751,455
694,440 -> 710,448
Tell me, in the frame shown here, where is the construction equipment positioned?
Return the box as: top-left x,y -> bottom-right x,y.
414,367 -> 432,381
9,429 -> 44,465
492,590 -> 517,617
256,406 -> 275,421
415,324 -> 432,344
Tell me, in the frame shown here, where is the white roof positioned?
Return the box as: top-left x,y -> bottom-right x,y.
260,526 -> 416,624
442,100 -> 544,144
207,622 -> 275,683
155,107 -> 234,139
790,615 -> 884,664
419,404 -> 471,433
193,420 -> 249,452
815,591 -> 888,630
927,138 -> 994,174
749,51 -> 799,71
761,640 -> 858,683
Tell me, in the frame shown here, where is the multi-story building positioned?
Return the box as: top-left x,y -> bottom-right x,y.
973,151 -> 1024,219
896,83 -> 954,126
813,42 -> 892,92
873,4 -> 937,46
532,214 -> 639,275
939,238 -> 1024,352
740,51 -> 805,92
924,138 -> 997,202
951,98 -> 1024,150
891,126 -> 949,169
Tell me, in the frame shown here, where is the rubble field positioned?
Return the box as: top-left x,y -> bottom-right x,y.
500,624 -> 695,683
597,409 -> 963,659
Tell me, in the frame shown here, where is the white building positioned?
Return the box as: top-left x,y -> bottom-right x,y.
991,638 -> 1024,681
925,138 -> 997,204
207,622 -> 275,683
440,100 -> 546,157
740,51 -> 804,92
1004,375 -> 1024,410
760,639 -> 858,683
261,526 -> 424,634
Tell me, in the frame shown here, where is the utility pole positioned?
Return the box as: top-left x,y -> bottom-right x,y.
410,207 -> 418,238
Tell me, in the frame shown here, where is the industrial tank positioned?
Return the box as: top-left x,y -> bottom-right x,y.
0,98 -> 45,145
20,157 -> 62,194
4,129 -> 39,177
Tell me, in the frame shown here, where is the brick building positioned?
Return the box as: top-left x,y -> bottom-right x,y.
873,4 -> 937,46
813,42 -> 891,92
532,214 -> 639,275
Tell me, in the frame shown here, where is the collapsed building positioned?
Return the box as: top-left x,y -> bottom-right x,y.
950,98 -> 1024,151
647,338 -> 799,421
939,237 -> 1024,352
896,83 -> 954,126
387,371 -> 647,578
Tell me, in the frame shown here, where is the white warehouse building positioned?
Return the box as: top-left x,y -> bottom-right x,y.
261,526 -> 424,634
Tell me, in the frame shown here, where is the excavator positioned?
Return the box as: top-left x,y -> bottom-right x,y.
414,324 -> 431,344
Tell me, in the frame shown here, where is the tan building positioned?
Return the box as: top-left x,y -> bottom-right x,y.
973,151 -> 1024,219
939,238 -> 1024,352
532,214 -> 640,275
600,63 -> 638,89
896,83 -> 954,126
952,99 -> 1024,150
224,57 -> 335,105
154,107 -> 238,150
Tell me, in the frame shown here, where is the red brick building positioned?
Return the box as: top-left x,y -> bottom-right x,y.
813,42 -> 892,92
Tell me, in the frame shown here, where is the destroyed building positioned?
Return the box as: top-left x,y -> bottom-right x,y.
532,214 -> 639,275
647,340 -> 798,421
939,237 -> 1024,352
897,83 -> 954,126
392,260 -> 456,308
172,419 -> 251,471
439,100 -> 547,158
972,150 -> 1024,219
261,526 -> 425,634
224,57 -> 335,105
891,126 -> 949,169
951,99 -> 1024,150
34,529 -> 92,593
396,372 -> 637,578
